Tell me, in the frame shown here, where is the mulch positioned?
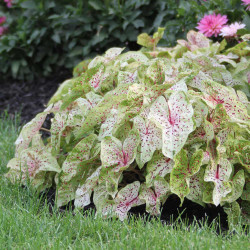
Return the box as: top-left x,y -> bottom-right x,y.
1,71 -> 229,230
0,70 -> 72,123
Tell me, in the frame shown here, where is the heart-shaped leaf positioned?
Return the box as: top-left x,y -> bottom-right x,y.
149,91 -> 194,159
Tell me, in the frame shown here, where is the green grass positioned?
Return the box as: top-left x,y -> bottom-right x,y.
0,113 -> 249,250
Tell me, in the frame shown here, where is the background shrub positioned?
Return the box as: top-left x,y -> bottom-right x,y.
0,0 -> 249,81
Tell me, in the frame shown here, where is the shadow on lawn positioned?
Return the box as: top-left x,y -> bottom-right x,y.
40,188 -> 229,232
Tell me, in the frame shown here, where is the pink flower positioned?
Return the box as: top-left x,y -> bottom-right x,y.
220,22 -> 246,37
197,13 -> 228,37
4,0 -> 12,8
0,16 -> 6,25
242,0 -> 250,10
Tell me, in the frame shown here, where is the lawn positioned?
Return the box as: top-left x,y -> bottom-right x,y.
0,113 -> 249,250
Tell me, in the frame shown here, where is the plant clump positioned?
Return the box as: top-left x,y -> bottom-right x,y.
6,29 -> 250,225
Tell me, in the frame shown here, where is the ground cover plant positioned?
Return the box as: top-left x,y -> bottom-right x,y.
0,113 -> 249,249
5,28 -> 250,227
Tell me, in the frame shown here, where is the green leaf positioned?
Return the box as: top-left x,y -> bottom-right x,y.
56,134 -> 100,207
222,170 -> 245,203
223,201 -> 241,228
170,149 -> 203,205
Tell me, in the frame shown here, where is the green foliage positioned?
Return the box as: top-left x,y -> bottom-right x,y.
0,0 -> 248,81
5,29 -> 250,226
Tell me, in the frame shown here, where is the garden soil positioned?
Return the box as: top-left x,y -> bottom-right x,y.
1,72 -> 228,230
0,70 -> 71,123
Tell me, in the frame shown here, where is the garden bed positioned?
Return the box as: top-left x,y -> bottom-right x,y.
0,69 -> 71,123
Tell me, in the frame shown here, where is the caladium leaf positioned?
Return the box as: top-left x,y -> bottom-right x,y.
105,47 -> 125,61
191,99 -> 209,128
200,80 -> 249,125
88,64 -> 106,91
222,170 -> 245,203
133,115 -> 162,168
169,79 -> 188,92
114,181 -> 143,221
53,97 -> 96,146
216,53 -> 238,67
6,146 -> 60,191
118,71 -> 138,85
149,91 -> 194,159
56,134 -> 100,207
74,167 -> 101,208
50,112 -> 68,155
85,91 -> 103,108
101,129 -> 140,172
226,41 -> 249,57
139,184 -> 160,215
73,58 -> 91,77
76,84 -> 130,138
146,151 -> 174,187
48,79 -> 74,105
223,201 -> 241,227
202,181 -> 214,204
145,60 -> 166,85
98,109 -> 118,141
143,84 -> 173,106
118,51 -> 149,64
206,137 -> 220,169
93,184 -> 115,218
225,139 -> 250,172
137,27 -> 165,50
208,104 -> 229,133
99,168 -> 123,198
140,177 -> 170,215
31,133 -> 45,148
204,159 -> 232,206
186,167 -> 205,206
202,151 -> 210,165
187,119 -> 214,145
154,176 -> 170,202
170,148 -> 203,204
15,102 -> 61,157
88,56 -> 106,69
177,30 -> 210,51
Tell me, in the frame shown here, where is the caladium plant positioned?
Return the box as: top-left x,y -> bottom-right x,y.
5,29 -> 250,226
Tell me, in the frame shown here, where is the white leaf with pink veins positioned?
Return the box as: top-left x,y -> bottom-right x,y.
101,130 -> 139,172
133,115 -> 162,167
149,91 -> 194,159
139,178 -> 169,215
74,167 -> 101,208
114,181 -> 143,221
204,158 -> 232,206
146,152 -> 174,187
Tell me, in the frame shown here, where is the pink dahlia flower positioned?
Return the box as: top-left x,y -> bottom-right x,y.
197,13 -> 228,37
242,0 -> 250,10
220,22 -> 246,37
0,16 -> 6,25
